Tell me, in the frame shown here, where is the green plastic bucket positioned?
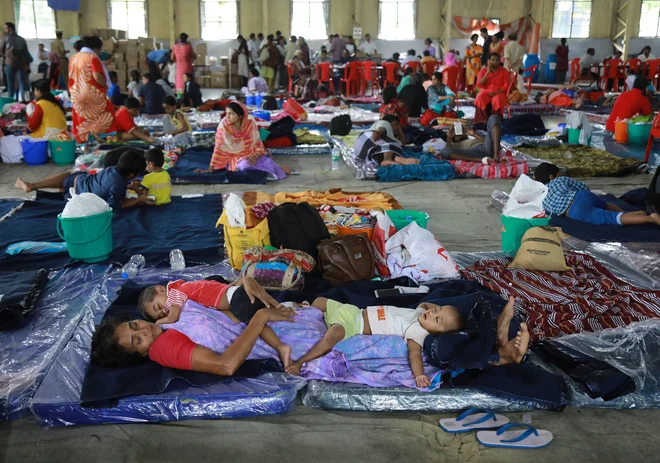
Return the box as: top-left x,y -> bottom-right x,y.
626,122 -> 652,145
0,96 -> 14,108
567,128 -> 591,146
57,210 -> 113,263
49,140 -> 76,165
386,210 -> 430,230
501,214 -> 550,252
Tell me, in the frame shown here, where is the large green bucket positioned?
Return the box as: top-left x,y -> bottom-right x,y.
49,140 -> 77,165
386,210 -> 430,230
501,214 -> 550,252
57,210 -> 113,263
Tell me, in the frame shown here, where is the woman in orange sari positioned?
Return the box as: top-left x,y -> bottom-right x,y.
474,53 -> 510,124
465,33 -> 483,89
68,36 -> 116,143
196,101 -> 292,178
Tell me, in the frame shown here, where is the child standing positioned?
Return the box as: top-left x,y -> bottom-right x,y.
107,71 -> 122,106
15,150 -> 148,210
139,277 -> 292,367
285,297 -> 529,386
140,148 -> 171,205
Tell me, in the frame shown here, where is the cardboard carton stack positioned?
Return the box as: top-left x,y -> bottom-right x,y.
194,42 -> 207,66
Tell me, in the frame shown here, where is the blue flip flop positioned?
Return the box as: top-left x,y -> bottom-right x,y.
438,408 -> 510,433
476,423 -> 553,449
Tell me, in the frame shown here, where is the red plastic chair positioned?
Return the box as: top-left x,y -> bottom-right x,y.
569,57 -> 581,85
286,63 -> 295,94
360,61 -> 380,96
403,61 -> 422,74
381,62 -> 400,88
644,113 -> 660,163
441,66 -> 461,94
315,62 -> 335,93
422,60 -> 438,76
521,64 -> 537,94
340,61 -> 362,96
624,58 -> 642,74
643,59 -> 660,89
600,59 -> 623,92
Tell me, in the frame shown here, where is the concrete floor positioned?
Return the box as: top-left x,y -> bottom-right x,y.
0,155 -> 657,462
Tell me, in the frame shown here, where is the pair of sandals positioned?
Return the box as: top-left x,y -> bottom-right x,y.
439,408 -> 553,449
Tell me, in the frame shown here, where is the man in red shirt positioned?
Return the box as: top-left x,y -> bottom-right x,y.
115,97 -> 157,143
606,76 -> 652,132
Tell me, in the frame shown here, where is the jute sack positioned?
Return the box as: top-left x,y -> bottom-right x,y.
508,226 -> 570,271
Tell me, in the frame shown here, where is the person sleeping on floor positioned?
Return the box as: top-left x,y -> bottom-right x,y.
92,278 -> 530,387
534,162 -> 660,226
284,296 -> 529,387
435,114 -> 503,165
353,120 -> 420,167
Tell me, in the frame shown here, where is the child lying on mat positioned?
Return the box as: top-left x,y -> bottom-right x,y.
534,162 -> 660,226
285,297 -> 530,387
139,276 -> 293,366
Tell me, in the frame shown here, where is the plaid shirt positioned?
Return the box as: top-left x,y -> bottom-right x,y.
543,176 -> 590,216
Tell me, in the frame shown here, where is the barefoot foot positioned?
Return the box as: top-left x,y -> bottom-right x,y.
284,360 -> 303,376
277,344 -> 292,368
280,165 -> 293,175
15,178 -> 33,193
496,296 -> 515,348
651,213 -> 660,226
496,323 -> 530,365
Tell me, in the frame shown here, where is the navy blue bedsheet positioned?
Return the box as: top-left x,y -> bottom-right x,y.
0,192 -> 224,270
168,148 -> 267,184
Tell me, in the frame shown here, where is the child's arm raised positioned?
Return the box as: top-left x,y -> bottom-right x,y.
156,304 -> 182,325
407,339 -> 430,388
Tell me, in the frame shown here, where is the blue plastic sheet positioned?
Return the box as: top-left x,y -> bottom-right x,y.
0,264 -> 110,420
31,264 -> 306,428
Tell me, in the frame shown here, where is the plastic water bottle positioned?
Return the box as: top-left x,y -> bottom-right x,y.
331,145 -> 341,171
122,254 -> 146,278
170,249 -> 186,271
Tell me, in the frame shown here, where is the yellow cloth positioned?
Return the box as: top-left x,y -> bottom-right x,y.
293,128 -> 327,145
169,110 -> 192,132
31,100 -> 67,139
141,170 -> 172,205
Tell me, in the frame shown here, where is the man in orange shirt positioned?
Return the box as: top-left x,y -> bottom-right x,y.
115,97 -> 157,143
606,77 -> 652,132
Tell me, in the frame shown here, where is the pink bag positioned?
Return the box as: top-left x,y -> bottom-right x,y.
370,211 -> 397,277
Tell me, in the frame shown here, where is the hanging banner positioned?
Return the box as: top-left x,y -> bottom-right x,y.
451,16 -> 540,55
48,0 -> 81,11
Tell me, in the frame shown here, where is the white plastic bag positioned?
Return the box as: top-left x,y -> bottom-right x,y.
0,135 -> 23,163
503,174 -> 548,219
225,193 -> 247,228
422,137 -> 447,153
385,222 -> 460,282
62,188 -> 110,218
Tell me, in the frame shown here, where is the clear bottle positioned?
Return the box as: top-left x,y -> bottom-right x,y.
522,413 -> 532,424
122,254 -> 146,278
331,145 -> 341,171
170,249 -> 186,271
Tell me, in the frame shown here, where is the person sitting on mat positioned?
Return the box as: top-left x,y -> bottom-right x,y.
15,150 -> 149,210
284,296 -> 530,388
139,148 -> 171,206
436,114 -> 503,165
114,97 -> 157,143
605,76 -> 652,133
26,78 -> 67,139
534,162 -> 660,226
92,277 -> 295,373
155,95 -> 192,146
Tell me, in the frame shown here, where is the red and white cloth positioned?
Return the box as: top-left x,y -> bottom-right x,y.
449,150 -> 529,179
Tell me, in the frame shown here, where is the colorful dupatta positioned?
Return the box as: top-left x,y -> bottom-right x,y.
210,101 -> 266,171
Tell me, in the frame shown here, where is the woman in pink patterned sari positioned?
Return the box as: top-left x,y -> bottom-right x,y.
170,33 -> 196,97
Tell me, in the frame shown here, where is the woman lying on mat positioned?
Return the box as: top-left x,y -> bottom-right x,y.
195,101 -> 294,178
534,162 -> 660,226
91,277 -> 296,375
